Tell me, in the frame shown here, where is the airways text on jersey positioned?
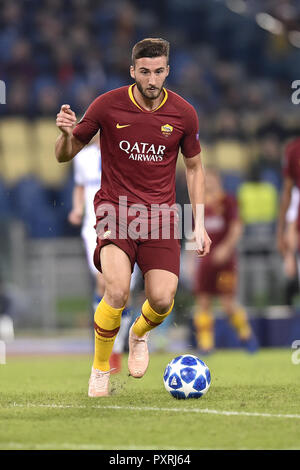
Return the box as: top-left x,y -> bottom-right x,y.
119,140 -> 166,162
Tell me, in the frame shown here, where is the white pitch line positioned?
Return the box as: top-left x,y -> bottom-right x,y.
6,403 -> 300,420
2,442 -> 186,450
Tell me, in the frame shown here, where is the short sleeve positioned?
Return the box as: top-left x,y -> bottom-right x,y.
180,106 -> 201,158
73,96 -> 102,145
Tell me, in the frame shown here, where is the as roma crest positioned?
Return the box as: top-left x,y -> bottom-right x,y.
161,124 -> 173,137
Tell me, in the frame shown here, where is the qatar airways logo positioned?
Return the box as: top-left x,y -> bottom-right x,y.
119,140 -> 166,162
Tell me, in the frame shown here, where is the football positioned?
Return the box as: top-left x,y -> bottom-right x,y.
163,354 -> 211,399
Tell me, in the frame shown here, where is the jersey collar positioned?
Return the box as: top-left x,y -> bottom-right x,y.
128,83 -> 168,112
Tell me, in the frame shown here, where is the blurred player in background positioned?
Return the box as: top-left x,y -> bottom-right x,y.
277,137 -> 300,284
283,188 -> 299,304
68,136 -> 133,373
193,168 -> 258,354
55,37 -> 211,397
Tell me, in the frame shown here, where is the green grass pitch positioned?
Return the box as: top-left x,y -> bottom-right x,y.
0,349 -> 299,450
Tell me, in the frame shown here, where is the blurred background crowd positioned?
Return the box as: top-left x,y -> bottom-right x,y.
1,0 -> 300,345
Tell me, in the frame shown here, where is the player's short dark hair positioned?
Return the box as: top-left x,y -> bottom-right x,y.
131,38 -> 170,66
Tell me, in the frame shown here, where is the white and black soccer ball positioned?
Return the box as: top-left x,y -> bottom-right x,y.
163,354 -> 211,399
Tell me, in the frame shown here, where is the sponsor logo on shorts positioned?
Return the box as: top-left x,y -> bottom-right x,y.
103,230 -> 111,239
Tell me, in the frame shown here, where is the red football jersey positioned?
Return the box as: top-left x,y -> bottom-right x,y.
204,194 -> 239,250
283,137 -> 300,240
73,84 -> 201,207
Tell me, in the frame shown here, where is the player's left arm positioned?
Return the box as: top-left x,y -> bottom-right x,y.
184,153 -> 211,257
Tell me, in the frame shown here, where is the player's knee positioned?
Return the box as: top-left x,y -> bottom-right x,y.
148,293 -> 174,314
104,286 -> 129,309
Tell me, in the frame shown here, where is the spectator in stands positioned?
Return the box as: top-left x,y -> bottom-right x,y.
0,0 -> 296,242
208,110 -> 249,193
249,135 -> 283,191
237,165 -> 278,230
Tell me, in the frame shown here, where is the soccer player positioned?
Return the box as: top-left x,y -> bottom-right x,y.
282,187 -> 299,303
277,137 -> 300,263
193,168 -> 257,353
277,135 -> 300,295
68,136 -> 135,373
55,38 -> 211,397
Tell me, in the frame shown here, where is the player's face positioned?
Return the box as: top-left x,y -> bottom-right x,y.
130,56 -> 169,100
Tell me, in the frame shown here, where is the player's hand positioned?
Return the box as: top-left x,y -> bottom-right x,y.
68,209 -> 83,226
56,104 -> 77,135
196,229 -> 212,257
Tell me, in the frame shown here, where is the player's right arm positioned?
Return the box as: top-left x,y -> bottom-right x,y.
55,104 -> 85,162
